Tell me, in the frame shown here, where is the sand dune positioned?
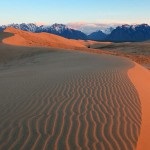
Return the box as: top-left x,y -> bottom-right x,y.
0,51 -> 141,150
3,27 -> 87,49
128,63 -> 150,150
2,28 -> 150,68
0,28 -> 112,64
0,31 -> 56,64
0,27 -> 149,149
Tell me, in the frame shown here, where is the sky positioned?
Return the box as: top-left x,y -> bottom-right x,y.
0,0 -> 150,25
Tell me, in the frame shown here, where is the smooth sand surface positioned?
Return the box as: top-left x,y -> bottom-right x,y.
0,31 -> 56,64
0,49 -> 141,150
128,63 -> 150,150
3,27 -> 87,49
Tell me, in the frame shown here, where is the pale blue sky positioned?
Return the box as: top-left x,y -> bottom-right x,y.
0,0 -> 150,25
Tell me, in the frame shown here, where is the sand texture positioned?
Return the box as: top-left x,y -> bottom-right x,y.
0,31 -> 56,64
0,28 -> 115,64
0,49 -> 141,150
3,27 -> 87,49
92,42 -> 150,69
128,63 -> 150,150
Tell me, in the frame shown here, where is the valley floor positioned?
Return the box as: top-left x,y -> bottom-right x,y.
90,42 -> 150,70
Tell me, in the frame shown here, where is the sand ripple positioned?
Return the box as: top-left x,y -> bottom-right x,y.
0,51 -> 141,150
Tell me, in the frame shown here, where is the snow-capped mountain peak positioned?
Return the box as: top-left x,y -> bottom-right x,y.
0,23 -> 88,40
5,23 -> 38,32
50,23 -> 70,33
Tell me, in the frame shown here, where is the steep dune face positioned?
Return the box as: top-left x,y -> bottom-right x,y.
128,63 -> 150,150
3,27 -> 86,49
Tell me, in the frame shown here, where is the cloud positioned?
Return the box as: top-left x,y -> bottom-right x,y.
67,22 -> 120,34
35,22 -> 47,26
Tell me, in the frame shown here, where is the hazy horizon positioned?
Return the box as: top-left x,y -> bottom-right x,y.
0,0 -> 150,25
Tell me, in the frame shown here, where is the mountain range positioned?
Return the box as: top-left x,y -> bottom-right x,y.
0,23 -> 87,40
1,23 -> 150,42
88,30 -> 107,41
106,24 -> 150,42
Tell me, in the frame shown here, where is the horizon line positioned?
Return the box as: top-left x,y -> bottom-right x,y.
0,21 -> 150,26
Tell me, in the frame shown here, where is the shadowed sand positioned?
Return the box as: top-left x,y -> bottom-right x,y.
0,50 -> 141,150
0,31 -> 54,64
0,27 -> 113,64
4,27 -> 150,70
1,27 -> 104,64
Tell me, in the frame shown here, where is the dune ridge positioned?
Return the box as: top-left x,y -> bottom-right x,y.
0,51 -> 141,150
0,28 -> 115,65
3,27 -> 87,49
128,63 -> 150,150
2,27 -> 150,70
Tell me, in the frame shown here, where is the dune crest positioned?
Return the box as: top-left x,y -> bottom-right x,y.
3,27 -> 86,49
128,63 -> 150,150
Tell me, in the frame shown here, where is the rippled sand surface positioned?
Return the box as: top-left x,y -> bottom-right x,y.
0,50 -> 141,150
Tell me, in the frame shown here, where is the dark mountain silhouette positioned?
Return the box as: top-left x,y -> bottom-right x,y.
37,23 -> 87,40
88,30 -> 107,41
106,24 -> 150,42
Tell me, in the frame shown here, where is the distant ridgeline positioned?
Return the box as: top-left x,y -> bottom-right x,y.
1,23 -> 150,42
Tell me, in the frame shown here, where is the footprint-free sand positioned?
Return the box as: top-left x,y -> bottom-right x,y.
0,28 -> 149,150
0,49 -> 141,150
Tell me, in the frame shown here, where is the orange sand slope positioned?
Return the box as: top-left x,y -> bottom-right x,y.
128,63 -> 150,150
3,27 -> 87,49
